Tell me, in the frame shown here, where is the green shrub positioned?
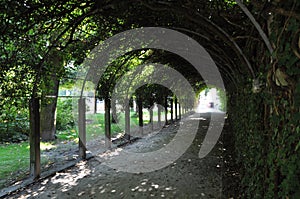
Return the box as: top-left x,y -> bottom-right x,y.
56,98 -> 75,130
0,104 -> 29,143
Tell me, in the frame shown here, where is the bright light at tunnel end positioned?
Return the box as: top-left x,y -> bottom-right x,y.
74,27 -> 226,173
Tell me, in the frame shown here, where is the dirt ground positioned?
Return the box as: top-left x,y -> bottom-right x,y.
4,112 -> 239,199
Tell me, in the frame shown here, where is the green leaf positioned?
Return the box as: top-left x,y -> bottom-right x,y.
294,81 -> 300,108
295,140 -> 300,152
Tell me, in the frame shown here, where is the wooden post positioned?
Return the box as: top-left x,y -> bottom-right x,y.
175,97 -> 178,121
164,96 -> 168,125
104,97 -> 111,149
94,97 -> 97,114
29,97 -> 41,179
150,98 -> 154,131
150,108 -> 154,131
170,98 -> 173,122
179,103 -> 181,120
124,102 -> 130,140
137,97 -> 143,134
78,98 -> 86,159
158,104 -> 161,128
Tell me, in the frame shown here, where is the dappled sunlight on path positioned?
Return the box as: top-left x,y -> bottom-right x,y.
6,112 -> 227,198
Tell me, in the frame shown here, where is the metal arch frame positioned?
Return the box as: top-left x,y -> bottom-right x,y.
139,1 -> 256,78
171,26 -> 239,88
191,12 -> 256,78
235,0 -> 274,55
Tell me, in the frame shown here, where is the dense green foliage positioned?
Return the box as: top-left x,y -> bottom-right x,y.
229,81 -> 300,198
217,89 -> 227,112
228,1 -> 300,196
56,98 -> 75,131
0,102 -> 29,143
0,0 -> 299,197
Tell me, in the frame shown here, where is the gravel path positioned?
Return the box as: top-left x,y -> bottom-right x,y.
6,112 -> 230,199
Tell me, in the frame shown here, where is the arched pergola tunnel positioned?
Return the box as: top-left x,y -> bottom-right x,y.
77,86 -> 194,151
3,0 -> 299,198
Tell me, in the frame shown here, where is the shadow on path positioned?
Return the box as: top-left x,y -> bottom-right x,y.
5,111 -> 240,199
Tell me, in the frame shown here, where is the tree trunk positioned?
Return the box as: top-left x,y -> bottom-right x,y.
40,50 -> 63,141
40,91 -> 59,141
111,98 -> 118,123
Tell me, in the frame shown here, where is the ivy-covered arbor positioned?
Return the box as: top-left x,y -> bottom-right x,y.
0,0 -> 299,198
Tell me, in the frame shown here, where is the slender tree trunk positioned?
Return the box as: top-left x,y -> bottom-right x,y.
111,98 -> 118,123
104,97 -> 111,148
40,50 -> 63,141
40,81 -> 59,141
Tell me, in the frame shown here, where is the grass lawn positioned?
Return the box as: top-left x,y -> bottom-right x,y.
56,110 -> 153,141
0,109 -> 173,189
0,142 -> 29,183
0,142 -> 56,189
